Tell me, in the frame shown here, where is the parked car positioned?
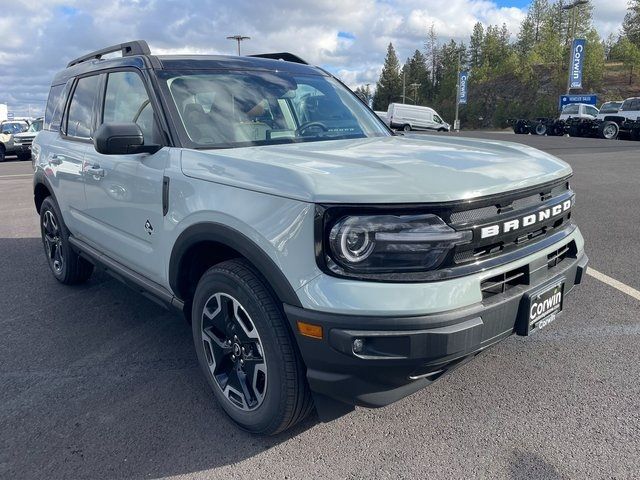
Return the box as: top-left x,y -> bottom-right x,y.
33,41 -> 587,435
0,120 -> 30,161
386,103 -> 450,132
12,117 -> 43,160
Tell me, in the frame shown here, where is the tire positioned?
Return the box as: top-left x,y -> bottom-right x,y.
630,128 -> 640,141
402,124 -> 411,132
534,123 -> 547,136
0,145 -> 5,162
513,121 -> 528,135
17,151 -> 31,161
598,121 -> 619,140
192,259 -> 313,435
39,197 -> 94,284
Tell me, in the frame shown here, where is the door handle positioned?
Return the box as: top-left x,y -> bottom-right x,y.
49,154 -> 63,166
86,165 -> 105,178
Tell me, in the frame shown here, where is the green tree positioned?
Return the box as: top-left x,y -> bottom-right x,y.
373,43 -> 402,110
469,22 -> 484,69
354,85 -> 373,105
612,36 -> 640,84
402,50 -> 432,105
623,0 -> 640,46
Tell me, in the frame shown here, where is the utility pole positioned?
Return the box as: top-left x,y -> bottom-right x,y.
226,35 -> 251,56
454,50 -> 461,131
563,0 -> 588,94
410,83 -> 421,104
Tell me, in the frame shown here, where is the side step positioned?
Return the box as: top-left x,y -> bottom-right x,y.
68,236 -> 184,312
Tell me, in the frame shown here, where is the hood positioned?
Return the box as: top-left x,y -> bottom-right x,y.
14,131 -> 37,139
181,135 -> 572,204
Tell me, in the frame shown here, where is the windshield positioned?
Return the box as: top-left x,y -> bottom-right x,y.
158,71 -> 389,148
27,119 -> 43,133
1,122 -> 27,134
599,102 -> 621,114
562,104 -> 579,115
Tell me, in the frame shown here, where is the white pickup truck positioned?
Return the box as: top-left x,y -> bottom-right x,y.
559,103 -> 599,121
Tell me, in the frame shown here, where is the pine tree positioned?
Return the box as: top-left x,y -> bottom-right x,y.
469,22 -> 484,69
373,43 -> 402,110
402,50 -> 432,105
623,0 -> 640,46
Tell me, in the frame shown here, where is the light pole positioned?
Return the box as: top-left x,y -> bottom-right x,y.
226,35 -> 251,56
563,0 -> 588,94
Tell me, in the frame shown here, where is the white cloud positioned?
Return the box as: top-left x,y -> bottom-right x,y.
0,0 -> 629,115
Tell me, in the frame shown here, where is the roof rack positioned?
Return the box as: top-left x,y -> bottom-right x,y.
249,52 -> 309,65
67,40 -> 151,68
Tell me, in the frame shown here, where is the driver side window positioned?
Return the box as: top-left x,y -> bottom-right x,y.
103,71 -> 159,143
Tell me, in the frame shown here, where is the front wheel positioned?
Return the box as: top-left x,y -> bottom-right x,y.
192,259 -> 313,435
0,146 -> 5,162
17,151 -> 31,161
402,124 -> 411,132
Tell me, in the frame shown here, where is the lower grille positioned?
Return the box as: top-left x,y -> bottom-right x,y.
481,265 -> 528,299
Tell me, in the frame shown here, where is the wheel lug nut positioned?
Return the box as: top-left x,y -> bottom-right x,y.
231,354 -> 236,361
240,359 -> 244,365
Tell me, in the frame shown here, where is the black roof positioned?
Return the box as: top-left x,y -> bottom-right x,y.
52,40 -> 325,86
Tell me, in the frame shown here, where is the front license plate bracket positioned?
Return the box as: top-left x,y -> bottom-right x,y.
516,279 -> 565,336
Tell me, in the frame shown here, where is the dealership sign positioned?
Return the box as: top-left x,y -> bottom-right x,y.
569,39 -> 586,89
559,94 -> 597,110
458,71 -> 468,105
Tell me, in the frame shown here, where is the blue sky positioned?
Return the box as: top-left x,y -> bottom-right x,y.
0,0 -> 628,116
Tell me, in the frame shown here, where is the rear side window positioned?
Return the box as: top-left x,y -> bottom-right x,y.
562,104 -> 579,115
44,83 -> 70,132
102,71 -> 159,143
586,106 -> 599,117
66,75 -> 100,138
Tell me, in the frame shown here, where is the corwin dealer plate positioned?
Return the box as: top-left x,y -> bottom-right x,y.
517,281 -> 564,336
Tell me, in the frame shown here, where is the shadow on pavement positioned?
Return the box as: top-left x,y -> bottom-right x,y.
0,237 -> 318,479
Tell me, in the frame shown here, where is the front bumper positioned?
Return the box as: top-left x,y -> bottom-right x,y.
284,251 -> 588,410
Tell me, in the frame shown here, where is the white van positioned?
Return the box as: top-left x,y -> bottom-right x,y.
386,103 -> 451,132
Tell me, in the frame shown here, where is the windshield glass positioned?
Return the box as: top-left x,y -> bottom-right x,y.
1,122 -> 27,134
599,102 -> 621,113
562,104 -> 579,115
158,71 -> 389,148
27,119 -> 43,132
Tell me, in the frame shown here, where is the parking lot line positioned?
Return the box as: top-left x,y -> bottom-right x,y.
587,268 -> 640,302
0,173 -> 33,178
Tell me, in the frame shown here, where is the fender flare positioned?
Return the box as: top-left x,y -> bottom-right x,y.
33,169 -> 58,212
168,222 -> 303,307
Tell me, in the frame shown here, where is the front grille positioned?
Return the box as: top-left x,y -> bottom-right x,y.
449,179 -> 573,267
547,241 -> 576,269
450,181 -> 570,226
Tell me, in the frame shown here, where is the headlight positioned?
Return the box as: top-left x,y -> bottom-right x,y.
326,214 -> 471,274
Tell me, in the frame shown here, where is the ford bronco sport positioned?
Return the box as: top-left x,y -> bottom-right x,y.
33,41 -> 588,435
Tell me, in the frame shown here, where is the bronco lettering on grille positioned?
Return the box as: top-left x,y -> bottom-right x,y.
480,199 -> 572,239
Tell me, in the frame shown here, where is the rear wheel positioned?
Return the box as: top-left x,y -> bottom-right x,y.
39,197 -> 94,284
402,124 -> 411,132
0,145 -> 5,162
598,121 -> 619,140
192,259 -> 312,435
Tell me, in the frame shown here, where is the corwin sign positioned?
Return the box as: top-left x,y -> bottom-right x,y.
458,71 -> 468,105
569,39 -> 586,89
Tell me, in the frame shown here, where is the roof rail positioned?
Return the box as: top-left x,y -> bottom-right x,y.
67,40 -> 151,68
249,52 -> 309,65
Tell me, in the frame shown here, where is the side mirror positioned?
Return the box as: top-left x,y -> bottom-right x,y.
94,123 -> 161,155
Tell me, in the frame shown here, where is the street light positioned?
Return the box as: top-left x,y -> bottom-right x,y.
563,0 -> 588,94
226,35 -> 251,56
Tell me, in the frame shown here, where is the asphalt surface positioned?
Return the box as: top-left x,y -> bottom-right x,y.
1,134 -> 638,479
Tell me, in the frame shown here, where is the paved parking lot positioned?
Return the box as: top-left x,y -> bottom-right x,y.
1,133 -> 639,479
